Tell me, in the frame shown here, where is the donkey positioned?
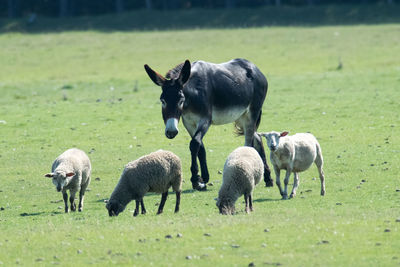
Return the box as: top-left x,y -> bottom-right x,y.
144,58 -> 273,190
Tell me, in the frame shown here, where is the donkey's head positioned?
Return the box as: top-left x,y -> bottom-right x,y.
144,60 -> 191,139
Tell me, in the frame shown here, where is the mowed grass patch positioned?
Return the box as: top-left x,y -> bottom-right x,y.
0,24 -> 399,266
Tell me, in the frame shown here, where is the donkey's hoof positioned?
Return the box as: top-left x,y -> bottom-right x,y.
265,179 -> 274,187
192,182 -> 207,191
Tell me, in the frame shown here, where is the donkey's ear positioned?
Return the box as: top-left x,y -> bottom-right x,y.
280,131 -> 289,137
144,64 -> 166,87
178,60 -> 191,86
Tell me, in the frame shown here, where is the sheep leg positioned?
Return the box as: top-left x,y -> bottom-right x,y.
244,194 -> 250,213
174,191 -> 181,213
140,198 -> 146,214
63,191 -> 69,213
157,191 -> 168,215
319,168 -> 325,196
78,181 -> 89,212
78,191 -> 85,212
69,191 -> 77,212
133,200 -> 140,217
282,170 -> 291,200
315,155 -> 326,196
290,173 -> 300,198
249,194 -> 254,212
274,167 -> 284,198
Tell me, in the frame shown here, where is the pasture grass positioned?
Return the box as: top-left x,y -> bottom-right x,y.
0,21 -> 400,266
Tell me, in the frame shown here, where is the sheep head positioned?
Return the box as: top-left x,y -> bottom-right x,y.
44,171 -> 75,192
259,131 -> 289,152
216,197 -> 235,215
106,199 -> 125,217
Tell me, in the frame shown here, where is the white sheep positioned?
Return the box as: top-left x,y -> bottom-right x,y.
216,146 -> 264,215
106,150 -> 182,217
259,131 -> 325,199
44,148 -> 91,213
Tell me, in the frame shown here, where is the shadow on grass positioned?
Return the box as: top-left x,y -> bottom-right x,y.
98,188 -> 203,204
253,198 -> 281,203
20,212 -> 46,217
1,5 -> 399,33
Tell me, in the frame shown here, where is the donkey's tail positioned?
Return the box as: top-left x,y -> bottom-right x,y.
234,110 -> 262,136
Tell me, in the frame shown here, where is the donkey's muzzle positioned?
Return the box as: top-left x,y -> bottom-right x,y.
165,130 -> 178,139
165,118 -> 179,139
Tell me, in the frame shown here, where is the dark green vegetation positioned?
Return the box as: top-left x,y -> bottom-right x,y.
0,8 -> 399,266
1,5 -> 400,32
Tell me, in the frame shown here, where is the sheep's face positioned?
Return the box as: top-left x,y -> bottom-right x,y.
106,200 -> 125,217
216,198 -> 235,215
44,171 -> 75,192
261,131 -> 289,152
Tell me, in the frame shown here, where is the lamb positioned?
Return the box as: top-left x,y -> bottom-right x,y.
106,150 -> 182,217
44,148 -> 91,213
216,146 -> 264,215
259,131 -> 325,199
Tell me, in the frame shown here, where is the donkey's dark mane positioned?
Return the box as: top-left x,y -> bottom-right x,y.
166,62 -> 185,79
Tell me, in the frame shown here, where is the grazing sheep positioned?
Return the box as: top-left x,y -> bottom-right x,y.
259,131 -> 325,199
216,146 -> 264,215
106,150 -> 182,217
44,148 -> 91,213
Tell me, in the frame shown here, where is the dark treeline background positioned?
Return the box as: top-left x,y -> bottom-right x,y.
2,0 -> 396,18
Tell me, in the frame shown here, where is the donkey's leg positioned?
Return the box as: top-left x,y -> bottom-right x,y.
189,139 -> 202,189
198,143 -> 209,183
252,133 -> 273,187
189,119 -> 211,191
157,192 -> 168,215
237,112 -> 273,187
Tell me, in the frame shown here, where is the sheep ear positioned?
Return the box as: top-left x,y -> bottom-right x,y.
259,133 -> 269,140
280,131 -> 289,137
44,173 -> 54,178
66,172 -> 75,177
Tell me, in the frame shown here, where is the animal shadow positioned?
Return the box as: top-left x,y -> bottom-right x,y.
253,198 -> 281,203
20,212 -> 46,217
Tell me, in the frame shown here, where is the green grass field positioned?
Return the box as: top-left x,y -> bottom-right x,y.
0,8 -> 400,266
